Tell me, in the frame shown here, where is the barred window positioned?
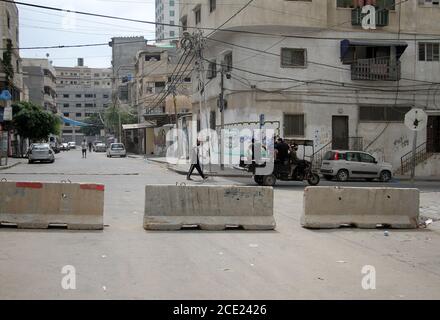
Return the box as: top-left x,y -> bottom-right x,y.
359,106 -> 411,122
284,114 -> 305,137
281,48 -> 306,67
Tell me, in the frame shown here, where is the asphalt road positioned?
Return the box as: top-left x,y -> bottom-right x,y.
0,149 -> 439,299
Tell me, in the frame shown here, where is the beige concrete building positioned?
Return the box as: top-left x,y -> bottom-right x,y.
55,59 -> 112,143
22,58 -> 57,113
180,0 -> 440,176
126,45 -> 193,155
0,1 -> 22,101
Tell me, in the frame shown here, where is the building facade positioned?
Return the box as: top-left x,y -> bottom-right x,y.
109,37 -> 148,110
55,59 -> 112,144
155,0 -> 180,43
129,45 -> 192,156
180,0 -> 440,176
22,58 -> 57,113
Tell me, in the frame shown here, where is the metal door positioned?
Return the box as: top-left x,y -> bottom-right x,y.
332,116 -> 349,150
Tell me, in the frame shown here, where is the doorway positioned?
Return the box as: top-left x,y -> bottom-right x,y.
332,116 -> 349,150
427,116 -> 440,153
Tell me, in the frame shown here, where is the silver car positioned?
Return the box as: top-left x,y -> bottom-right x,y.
106,143 -> 127,158
28,143 -> 55,164
94,143 -> 107,152
320,150 -> 392,182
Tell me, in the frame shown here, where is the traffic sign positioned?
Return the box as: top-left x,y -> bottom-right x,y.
404,108 -> 427,132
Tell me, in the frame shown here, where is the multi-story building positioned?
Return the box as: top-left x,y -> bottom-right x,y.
55,59 -> 112,144
22,58 -> 57,113
180,0 -> 440,176
0,1 -> 22,101
128,46 -> 192,155
109,37 -> 148,110
155,0 -> 180,43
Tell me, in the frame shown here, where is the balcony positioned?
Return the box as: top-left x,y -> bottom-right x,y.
351,57 -> 400,81
351,7 -> 389,27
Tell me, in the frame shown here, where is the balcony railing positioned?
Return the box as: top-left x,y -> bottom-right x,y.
352,7 -> 389,27
351,57 -> 400,81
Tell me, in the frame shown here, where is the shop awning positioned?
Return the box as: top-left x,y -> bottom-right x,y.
122,122 -> 156,130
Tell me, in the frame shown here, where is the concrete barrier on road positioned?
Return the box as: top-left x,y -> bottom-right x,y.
301,187 -> 419,229
144,185 -> 275,230
0,181 -> 104,230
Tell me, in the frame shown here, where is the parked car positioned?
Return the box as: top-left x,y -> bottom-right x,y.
94,143 -> 107,152
106,143 -> 127,158
92,141 -> 103,152
28,143 -> 55,164
68,142 -> 76,149
320,150 -> 393,182
60,143 -> 70,151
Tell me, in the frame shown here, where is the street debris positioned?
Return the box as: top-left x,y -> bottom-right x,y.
384,231 -> 389,236
102,286 -> 107,291
249,244 -> 259,248
336,260 -> 347,264
101,255 -> 107,259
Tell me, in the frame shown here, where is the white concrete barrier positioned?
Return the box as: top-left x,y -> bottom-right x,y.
144,185 -> 275,230
0,181 -> 104,230
301,187 -> 419,229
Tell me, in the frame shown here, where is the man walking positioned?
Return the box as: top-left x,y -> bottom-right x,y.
81,139 -> 87,158
88,141 -> 93,153
187,139 -> 207,181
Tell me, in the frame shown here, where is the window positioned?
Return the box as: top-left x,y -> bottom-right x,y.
184,77 -> 192,82
6,12 -> 10,29
224,52 -> 233,72
281,48 -> 307,67
94,73 -> 100,77
85,103 -> 94,107
210,0 -> 216,12
103,104 -> 109,108
194,5 -> 201,24
359,106 -> 411,122
419,42 -> 440,61
145,54 -> 161,61
346,152 -> 360,162
103,94 -> 109,99
284,114 -> 305,137
170,10 -> 175,17
76,94 -> 82,98
63,94 -> 69,98
76,103 -> 82,108
170,0 -> 174,6
63,104 -> 69,108
63,113 -> 69,117
181,16 -> 188,31
85,94 -> 94,98
94,81 -> 100,85
419,0 -> 440,6
63,130 -> 73,134
337,0 -> 354,8
337,0 -> 395,9
76,113 -> 82,117
170,31 -> 175,37
359,153 -> 376,163
170,20 -> 175,25
207,60 -> 217,79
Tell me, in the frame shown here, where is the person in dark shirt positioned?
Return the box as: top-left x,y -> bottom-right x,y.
274,138 -> 289,162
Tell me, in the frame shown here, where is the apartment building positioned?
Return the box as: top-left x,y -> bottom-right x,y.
155,0 -> 180,43
55,59 -> 112,144
128,46 -> 192,155
22,58 -> 57,113
180,0 -> 440,176
0,1 -> 22,101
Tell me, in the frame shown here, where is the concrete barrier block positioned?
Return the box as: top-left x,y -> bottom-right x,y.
144,185 -> 275,230
301,187 -> 419,229
0,181 -> 104,230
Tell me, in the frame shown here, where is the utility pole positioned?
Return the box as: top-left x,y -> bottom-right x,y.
220,64 -> 225,171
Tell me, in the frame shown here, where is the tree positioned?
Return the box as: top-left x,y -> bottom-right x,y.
12,102 -> 61,142
79,113 -> 104,136
104,105 -> 138,136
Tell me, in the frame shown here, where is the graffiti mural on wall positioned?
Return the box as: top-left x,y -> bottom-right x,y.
393,136 -> 410,153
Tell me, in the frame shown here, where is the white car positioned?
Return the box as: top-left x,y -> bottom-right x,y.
320,150 -> 393,182
28,143 -> 55,164
106,143 -> 127,158
68,141 -> 76,149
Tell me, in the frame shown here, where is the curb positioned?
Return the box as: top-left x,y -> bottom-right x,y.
0,161 -> 23,171
167,166 -> 252,178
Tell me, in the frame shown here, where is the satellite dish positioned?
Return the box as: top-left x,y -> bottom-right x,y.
404,108 -> 427,132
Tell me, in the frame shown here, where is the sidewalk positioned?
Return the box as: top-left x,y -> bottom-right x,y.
0,157 -> 24,171
146,157 -> 252,178
393,175 -> 440,182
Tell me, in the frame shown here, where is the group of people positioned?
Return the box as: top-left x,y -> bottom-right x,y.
274,137 -> 302,179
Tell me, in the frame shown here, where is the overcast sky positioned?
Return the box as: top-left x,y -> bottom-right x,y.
19,0 -> 156,68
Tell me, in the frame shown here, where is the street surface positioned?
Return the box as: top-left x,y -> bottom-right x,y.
0,150 -> 439,299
